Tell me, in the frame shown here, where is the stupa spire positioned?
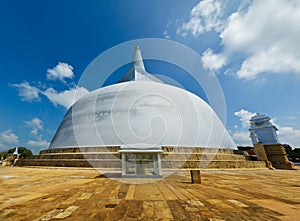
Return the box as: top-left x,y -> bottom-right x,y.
118,45 -> 162,83
132,44 -> 145,70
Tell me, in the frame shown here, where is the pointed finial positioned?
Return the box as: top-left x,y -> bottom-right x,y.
117,45 -> 163,83
132,44 -> 145,70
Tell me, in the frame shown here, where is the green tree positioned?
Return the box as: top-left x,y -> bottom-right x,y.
7,147 -> 33,159
283,144 -> 300,162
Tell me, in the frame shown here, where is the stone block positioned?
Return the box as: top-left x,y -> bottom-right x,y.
190,170 -> 201,184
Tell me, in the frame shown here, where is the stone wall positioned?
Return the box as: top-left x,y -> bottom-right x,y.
16,146 -> 267,170
254,143 -> 296,169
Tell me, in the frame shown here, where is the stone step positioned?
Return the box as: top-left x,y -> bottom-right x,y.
32,153 -> 121,160
16,159 -> 121,168
162,146 -> 237,154
17,147 -> 267,170
40,146 -> 120,154
162,153 -> 246,161
17,159 -> 266,170
41,147 -> 238,155
32,152 -> 246,161
162,160 -> 267,169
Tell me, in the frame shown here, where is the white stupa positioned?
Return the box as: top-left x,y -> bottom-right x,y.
49,46 -> 236,150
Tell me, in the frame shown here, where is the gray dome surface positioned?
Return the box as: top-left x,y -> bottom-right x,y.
49,81 -> 236,149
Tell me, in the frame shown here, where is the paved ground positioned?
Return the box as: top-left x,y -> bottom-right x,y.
0,166 -> 299,221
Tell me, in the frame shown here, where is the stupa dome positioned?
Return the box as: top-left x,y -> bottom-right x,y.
49,46 -> 235,149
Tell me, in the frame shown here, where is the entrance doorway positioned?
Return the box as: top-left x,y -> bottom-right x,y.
119,147 -> 162,178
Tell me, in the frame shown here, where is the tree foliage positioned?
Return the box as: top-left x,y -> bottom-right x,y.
283,144 -> 300,162
4,147 -> 33,159
237,146 -> 254,151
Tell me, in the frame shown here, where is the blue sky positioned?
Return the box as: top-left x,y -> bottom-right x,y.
1,0 -> 300,153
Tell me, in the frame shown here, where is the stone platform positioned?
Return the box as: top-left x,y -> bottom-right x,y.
254,143 -> 296,169
16,146 -> 267,170
0,166 -> 299,220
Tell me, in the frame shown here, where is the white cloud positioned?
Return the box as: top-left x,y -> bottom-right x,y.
0,130 -> 19,145
278,127 -> 300,148
42,86 -> 89,109
47,62 -> 74,83
271,119 -> 300,148
25,117 -> 45,141
178,0 -> 300,79
30,129 -> 39,136
230,130 -> 251,146
177,0 -> 224,37
25,117 -> 43,130
221,0 -> 300,79
27,139 -> 49,148
231,109 -> 255,146
285,116 -> 297,121
25,117 -> 49,149
163,30 -> 170,39
201,48 -> 226,71
12,61 -> 89,110
12,84 -> 89,109
234,109 -> 255,128
12,82 -> 89,110
11,81 -> 40,102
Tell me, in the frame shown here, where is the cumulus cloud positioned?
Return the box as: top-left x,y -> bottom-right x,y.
0,130 -> 19,145
12,82 -> 89,109
271,119 -> 300,148
230,130 -> 251,146
234,109 -> 256,128
178,0 -> 300,79
177,0 -> 224,37
25,117 -> 43,130
24,117 -> 46,142
201,48 -> 226,71
278,127 -> 300,148
11,81 -> 40,102
42,86 -> 89,109
30,129 -> 39,136
230,109 -> 256,145
163,30 -> 170,39
27,139 -> 49,148
24,117 -> 50,149
47,62 -> 74,83
12,61 -> 89,109
221,0 -> 300,79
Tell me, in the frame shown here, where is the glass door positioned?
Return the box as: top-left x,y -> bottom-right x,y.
124,153 -> 160,177
125,154 -> 137,175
